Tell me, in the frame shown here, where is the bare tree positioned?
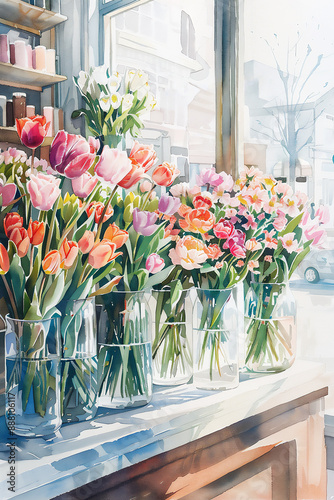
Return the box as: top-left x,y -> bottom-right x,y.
251,34 -> 324,187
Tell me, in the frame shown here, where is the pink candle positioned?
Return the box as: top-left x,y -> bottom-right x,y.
14,40 -> 28,68
26,44 -> 33,69
33,45 -> 46,71
43,106 -> 54,137
26,105 -> 35,118
0,34 -> 9,64
46,49 -> 56,74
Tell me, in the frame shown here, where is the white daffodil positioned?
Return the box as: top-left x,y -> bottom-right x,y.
99,93 -> 112,112
125,69 -> 136,89
108,72 -> 122,92
146,91 -> 157,110
128,69 -> 149,92
77,70 -> 89,94
137,82 -> 150,101
110,92 -> 122,109
100,92 -> 122,112
91,65 -> 109,86
121,93 -> 134,111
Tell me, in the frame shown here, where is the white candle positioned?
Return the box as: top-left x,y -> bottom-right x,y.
46,49 -> 55,74
26,105 -> 35,118
33,45 -> 46,72
0,96 -> 7,127
14,40 -> 28,68
43,106 -> 54,137
26,44 -> 33,69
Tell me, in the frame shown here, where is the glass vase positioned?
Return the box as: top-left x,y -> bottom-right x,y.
5,316 -> 61,437
151,287 -> 192,386
193,288 -> 239,390
60,298 -> 98,423
244,281 -> 297,373
97,291 -> 152,409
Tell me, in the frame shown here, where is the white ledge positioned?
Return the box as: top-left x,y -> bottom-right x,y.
0,359 -> 329,500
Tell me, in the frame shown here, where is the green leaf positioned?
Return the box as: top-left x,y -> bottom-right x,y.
278,212 -> 303,237
89,276 -> 121,297
41,273 -> 66,316
288,241 -> 312,278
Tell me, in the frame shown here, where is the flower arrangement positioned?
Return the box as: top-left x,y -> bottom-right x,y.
72,65 -> 157,148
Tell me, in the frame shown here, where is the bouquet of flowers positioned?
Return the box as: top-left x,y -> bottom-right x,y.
237,166 -> 328,371
72,65 -> 157,148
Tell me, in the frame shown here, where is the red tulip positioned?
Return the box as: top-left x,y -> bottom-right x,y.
9,227 -> 30,258
50,130 -> 95,179
16,115 -> 50,149
152,162 -> 180,187
0,244 -> 10,274
59,238 -> 79,269
86,201 -> 114,224
27,220 -> 45,246
104,223 -> 129,249
88,239 -> 122,269
42,250 -> 61,275
4,212 -> 23,237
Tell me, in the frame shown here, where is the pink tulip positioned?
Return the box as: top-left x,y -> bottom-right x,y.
304,222 -> 326,247
118,159 -> 146,189
0,183 -> 16,206
132,208 -> 158,236
94,146 -> 132,185
88,136 -> 100,153
315,205 -> 330,225
213,219 -> 236,240
196,167 -> 225,188
152,162 -> 180,187
129,141 -> 157,172
78,230 -> 95,254
145,253 -> 165,274
158,194 -> 181,216
50,130 -> 95,179
71,172 -> 98,198
88,239 -> 122,269
27,172 -> 61,210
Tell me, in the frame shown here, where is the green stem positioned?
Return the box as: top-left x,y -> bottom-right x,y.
95,185 -> 118,241
2,274 -> 18,319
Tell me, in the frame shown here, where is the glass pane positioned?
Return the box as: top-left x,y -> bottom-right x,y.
104,0 -> 216,183
244,0 -> 334,396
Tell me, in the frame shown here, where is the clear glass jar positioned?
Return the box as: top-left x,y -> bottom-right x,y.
60,298 -> 98,423
193,287 -> 239,390
5,315 -> 61,437
97,291 -> 152,409
244,281 -> 297,372
151,287 -> 193,386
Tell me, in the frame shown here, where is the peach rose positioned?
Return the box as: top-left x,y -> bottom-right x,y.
169,235 -> 208,270
179,208 -> 215,234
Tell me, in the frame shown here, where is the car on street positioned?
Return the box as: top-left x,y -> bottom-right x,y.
296,248 -> 334,283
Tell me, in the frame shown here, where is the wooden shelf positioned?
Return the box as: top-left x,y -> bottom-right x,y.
0,0 -> 67,35
0,126 -> 54,146
0,61 -> 66,91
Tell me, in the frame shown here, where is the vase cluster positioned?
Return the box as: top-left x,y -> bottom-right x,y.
1,66 -> 329,438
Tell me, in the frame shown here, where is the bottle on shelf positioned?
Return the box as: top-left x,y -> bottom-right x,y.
0,35 -> 9,64
6,100 -> 14,127
0,96 -> 6,126
13,93 -> 27,120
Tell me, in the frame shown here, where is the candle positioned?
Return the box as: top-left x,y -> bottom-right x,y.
26,44 -> 33,69
33,45 -> 46,72
14,40 -> 28,68
13,93 -> 27,120
0,96 -> 6,127
43,106 -> 54,137
0,35 -> 9,64
6,100 -> 14,127
45,49 -> 55,74
26,105 -> 35,118
9,43 -> 15,65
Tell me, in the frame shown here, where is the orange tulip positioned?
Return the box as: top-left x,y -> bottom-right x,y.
152,162 -> 180,187
86,201 -> 114,224
0,244 -> 10,274
42,250 -> 61,275
4,212 -> 23,237
104,223 -> 129,249
78,230 -> 95,254
27,220 -> 45,246
59,238 -> 79,269
16,115 -> 50,149
9,227 -> 30,258
179,208 -> 215,234
88,239 -> 122,269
